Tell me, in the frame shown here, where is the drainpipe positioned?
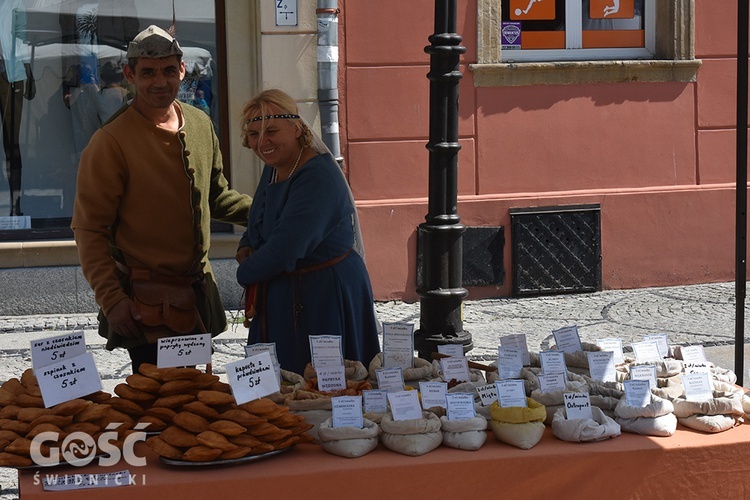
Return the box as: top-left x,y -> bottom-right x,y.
316,1 -> 342,165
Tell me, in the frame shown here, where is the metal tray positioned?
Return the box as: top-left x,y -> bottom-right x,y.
159,446 -> 292,467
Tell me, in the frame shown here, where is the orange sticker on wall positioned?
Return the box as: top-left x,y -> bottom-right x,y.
509,0 -> 556,20
590,0 -> 635,20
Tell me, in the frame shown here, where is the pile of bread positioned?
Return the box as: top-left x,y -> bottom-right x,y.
0,369 -> 131,467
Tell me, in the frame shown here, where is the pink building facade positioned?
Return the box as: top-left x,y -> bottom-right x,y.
339,1 -> 740,302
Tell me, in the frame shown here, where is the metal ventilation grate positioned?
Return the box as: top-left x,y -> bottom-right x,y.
510,204 -> 601,296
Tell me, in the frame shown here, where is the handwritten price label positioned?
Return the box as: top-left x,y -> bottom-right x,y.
157,334 -> 211,368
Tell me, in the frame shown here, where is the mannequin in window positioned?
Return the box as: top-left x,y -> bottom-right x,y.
0,0 -> 35,216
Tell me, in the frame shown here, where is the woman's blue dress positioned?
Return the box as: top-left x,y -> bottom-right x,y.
237,153 -> 381,374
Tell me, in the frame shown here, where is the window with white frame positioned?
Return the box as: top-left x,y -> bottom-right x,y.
472,0 -> 699,87
500,0 -> 654,62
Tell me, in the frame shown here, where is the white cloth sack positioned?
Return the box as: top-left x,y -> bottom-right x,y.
551,406 -> 621,442
318,418 -> 380,458
380,411 -> 443,456
440,415 -> 488,451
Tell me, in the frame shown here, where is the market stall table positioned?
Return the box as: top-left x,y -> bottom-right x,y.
18,424 -> 750,499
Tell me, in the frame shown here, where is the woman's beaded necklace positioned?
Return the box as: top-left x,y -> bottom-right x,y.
271,147 -> 305,184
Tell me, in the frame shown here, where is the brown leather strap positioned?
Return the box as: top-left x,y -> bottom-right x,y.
287,249 -> 353,276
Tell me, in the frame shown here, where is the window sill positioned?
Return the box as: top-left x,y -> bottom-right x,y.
468,59 -> 702,87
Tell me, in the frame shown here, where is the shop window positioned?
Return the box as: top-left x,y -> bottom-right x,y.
0,0 -> 221,238
500,0 -> 651,62
472,0 -> 700,86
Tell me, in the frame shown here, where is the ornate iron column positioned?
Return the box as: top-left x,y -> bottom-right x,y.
414,0 -> 473,359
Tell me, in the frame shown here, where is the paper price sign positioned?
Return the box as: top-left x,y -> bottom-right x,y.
497,346 -> 523,380
476,383 -> 498,407
643,334 -> 669,358
445,393 -> 476,421
552,325 -> 583,354
680,345 -> 707,364
629,364 -> 657,390
157,333 -> 211,368
563,392 -> 593,420
586,351 -> 616,383
624,379 -> 651,408
244,343 -> 278,364
538,372 -> 567,394
631,341 -> 662,363
317,365 -> 347,393
500,334 -> 530,365
375,367 -> 405,393
226,351 -> 279,405
540,350 -> 567,375
439,356 -> 470,383
31,332 -> 87,371
419,381 -> 448,409
495,379 -> 527,408
596,338 -> 625,365
309,335 -> 344,369
37,352 -> 102,408
682,372 -> 713,402
388,390 -> 423,421
437,344 -> 464,358
363,389 -> 388,413
332,396 -> 364,429
684,362 -> 711,375
382,322 -> 415,370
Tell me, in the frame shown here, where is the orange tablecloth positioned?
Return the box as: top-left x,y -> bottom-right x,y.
18,424 -> 750,499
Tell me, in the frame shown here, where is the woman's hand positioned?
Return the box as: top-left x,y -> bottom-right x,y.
236,246 -> 254,263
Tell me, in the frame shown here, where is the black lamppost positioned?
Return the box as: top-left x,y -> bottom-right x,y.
414,0 -> 473,359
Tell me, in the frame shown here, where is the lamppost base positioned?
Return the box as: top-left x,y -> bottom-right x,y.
414,330 -> 473,362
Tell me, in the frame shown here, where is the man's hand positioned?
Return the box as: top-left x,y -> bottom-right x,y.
235,246 -> 253,263
107,299 -> 143,338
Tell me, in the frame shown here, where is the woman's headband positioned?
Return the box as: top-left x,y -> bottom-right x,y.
246,114 -> 300,123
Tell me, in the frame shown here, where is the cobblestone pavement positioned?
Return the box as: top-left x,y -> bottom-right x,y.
1,282 -> 748,498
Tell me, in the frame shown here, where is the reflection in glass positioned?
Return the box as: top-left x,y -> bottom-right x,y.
3,0 -> 217,227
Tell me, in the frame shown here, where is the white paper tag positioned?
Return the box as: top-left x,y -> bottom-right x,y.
244,343 -> 278,364
388,390 -> 423,420
629,364 -> 657,390
332,395 -> 364,428
495,379 -> 527,408
631,340 -> 662,363
586,351 -> 616,383
596,338 -> 625,365
476,383 -> 498,407
680,345 -> 708,363
363,389 -> 389,413
623,379 -> 651,407
643,334 -> 670,358
563,392 -> 593,420
37,352 -> 103,408
497,345 -> 523,380
552,325 -> 583,353
540,350 -> 567,375
500,334 -> 530,365
538,371 -> 567,393
382,322 -> 415,370
682,372 -> 713,402
316,365 -> 347,393
684,362 -> 711,375
157,333 -> 211,369
31,332 -> 87,371
309,335 -> 344,369
419,381 -> 448,409
375,367 -> 405,393
439,356 -> 471,383
445,393 -> 476,421
225,351 -> 279,405
437,344 -> 464,358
